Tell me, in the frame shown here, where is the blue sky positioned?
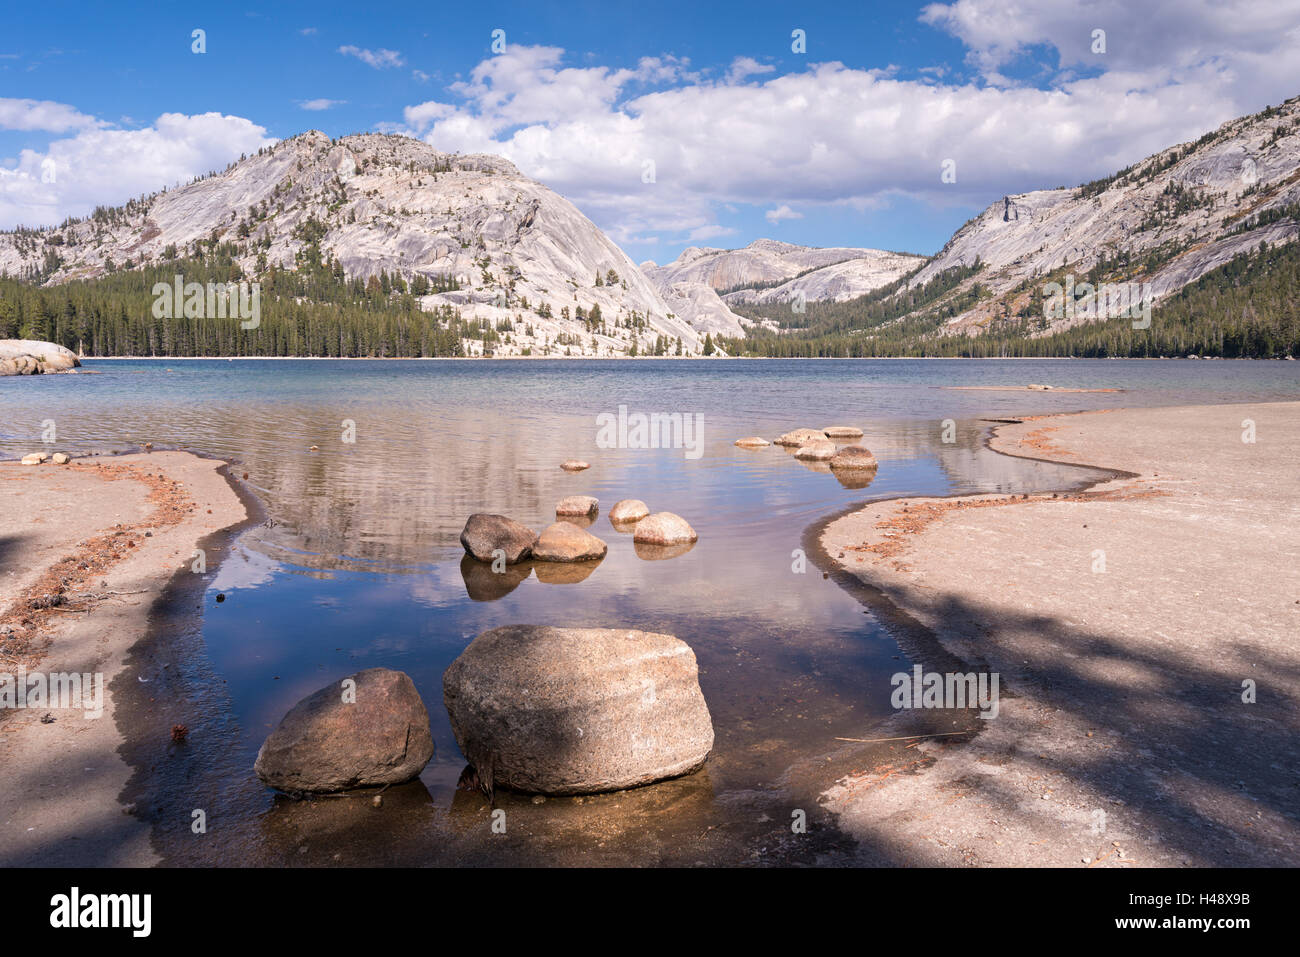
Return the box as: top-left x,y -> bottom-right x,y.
3,0 -> 1298,261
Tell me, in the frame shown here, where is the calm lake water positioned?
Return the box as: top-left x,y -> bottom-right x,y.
4,358 -> 1299,865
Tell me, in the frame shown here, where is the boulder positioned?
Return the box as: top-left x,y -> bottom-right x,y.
828,445 -> 879,471
51,452 -> 71,465
555,495 -> 599,517
20,453 -> 46,466
609,499 -> 650,524
733,436 -> 771,448
253,668 -> 435,793
774,428 -> 828,447
559,460 -> 590,472
0,340 -> 80,375
793,440 -> 836,461
822,425 -> 864,438
532,521 -> 608,562
633,512 -> 698,546
443,625 -> 714,794
459,513 -> 538,565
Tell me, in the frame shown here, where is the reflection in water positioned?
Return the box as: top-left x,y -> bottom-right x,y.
8,358 -> 1296,865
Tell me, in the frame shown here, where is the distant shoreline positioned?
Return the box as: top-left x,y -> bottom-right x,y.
77,355 -> 1287,362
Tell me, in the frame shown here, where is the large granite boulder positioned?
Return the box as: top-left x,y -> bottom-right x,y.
443,626 -> 714,794
532,521 -> 608,561
253,668 -> 435,793
459,513 -> 537,565
0,340 -> 80,375
633,512 -> 698,546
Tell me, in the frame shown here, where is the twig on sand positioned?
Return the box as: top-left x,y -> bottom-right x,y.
834,730 -> 979,745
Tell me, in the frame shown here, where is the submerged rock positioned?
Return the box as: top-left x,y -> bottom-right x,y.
253,668 -> 435,794
443,625 -> 714,794
459,513 -> 538,565
532,521 -> 608,561
555,495 -> 599,517
822,425 -> 863,438
633,512 -> 698,546
828,445 -> 879,471
774,427 -> 828,447
733,436 -> 771,448
609,499 -> 650,524
793,440 -> 836,461
560,460 -> 590,472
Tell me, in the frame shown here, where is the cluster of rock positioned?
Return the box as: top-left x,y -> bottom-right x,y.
739,425 -> 879,473
255,630 -> 714,797
0,340 -> 80,376
19,451 -> 71,465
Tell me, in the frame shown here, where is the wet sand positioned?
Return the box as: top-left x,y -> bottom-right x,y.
820,402 -> 1300,866
0,451 -> 247,866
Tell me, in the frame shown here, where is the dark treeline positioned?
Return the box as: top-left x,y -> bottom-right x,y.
724,240 -> 1300,359
0,243 -> 471,357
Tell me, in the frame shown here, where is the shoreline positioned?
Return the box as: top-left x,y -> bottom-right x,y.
0,450 -> 249,866
67,355 -> 1292,362
817,400 -> 1300,866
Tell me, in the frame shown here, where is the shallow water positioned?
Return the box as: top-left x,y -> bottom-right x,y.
4,358 -> 1298,864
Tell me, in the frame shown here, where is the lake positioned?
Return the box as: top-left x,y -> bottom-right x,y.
4,358 -> 1298,864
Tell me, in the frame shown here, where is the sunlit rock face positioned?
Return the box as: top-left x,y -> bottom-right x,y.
0,131 -> 708,356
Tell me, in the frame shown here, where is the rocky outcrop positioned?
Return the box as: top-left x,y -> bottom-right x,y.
253,668 -> 435,793
532,521 -> 608,562
632,512 -> 698,546
903,96 -> 1300,336
442,625 -> 714,794
459,513 -> 537,565
0,340 -> 80,375
0,132 -> 706,357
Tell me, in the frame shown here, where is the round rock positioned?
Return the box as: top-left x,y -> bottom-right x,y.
555,495 -> 599,517
253,668 -> 435,794
532,521 -> 608,562
793,440 -> 836,461
443,625 -> 714,794
774,428 -> 828,447
609,499 -> 650,523
633,511 -> 698,546
829,445 -> 879,471
459,513 -> 538,565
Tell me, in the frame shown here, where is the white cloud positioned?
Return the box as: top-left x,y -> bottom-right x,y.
338,45 -> 404,69
765,204 -> 802,224
299,98 -> 346,111
392,6 -> 1300,248
0,97 -> 103,133
0,112 -> 275,228
299,27 -> 318,36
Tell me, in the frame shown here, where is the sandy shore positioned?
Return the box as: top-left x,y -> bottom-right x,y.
820,401 -> 1300,866
0,451 -> 247,866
